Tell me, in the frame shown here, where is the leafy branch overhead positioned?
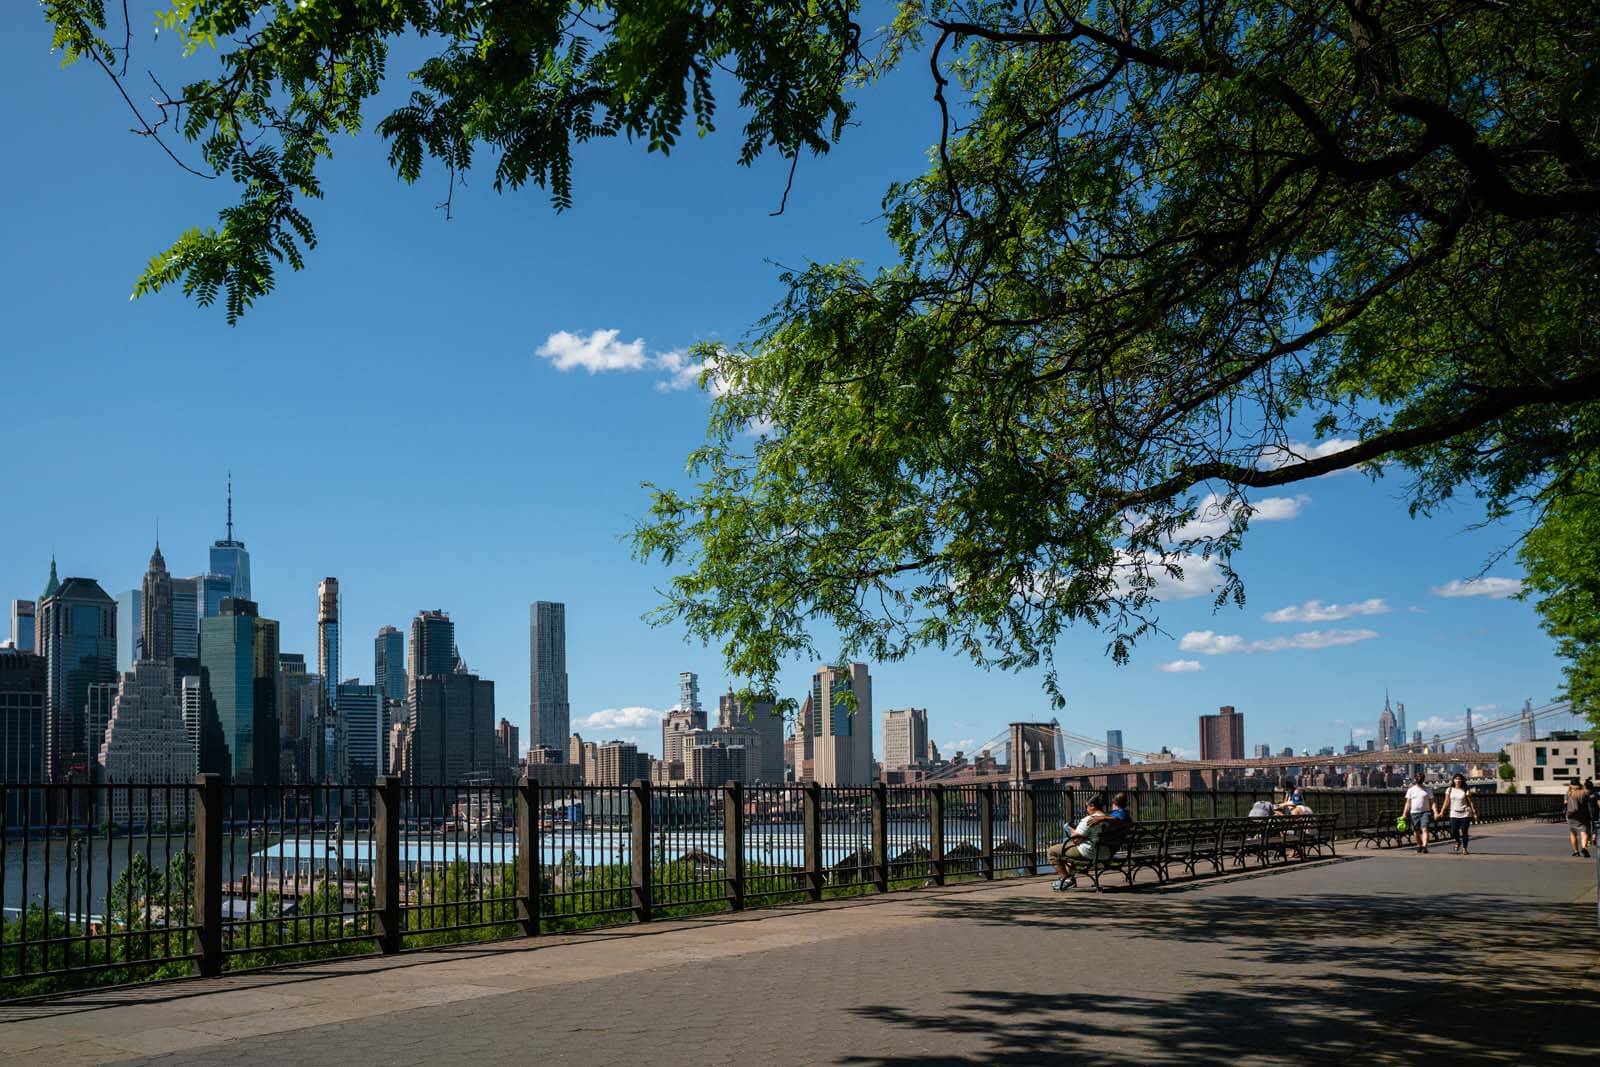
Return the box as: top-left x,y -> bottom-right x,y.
43,2 -> 1600,714
43,0 -> 863,321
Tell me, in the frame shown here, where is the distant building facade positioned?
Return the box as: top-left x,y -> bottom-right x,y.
9,599 -> 35,653
198,597 -> 280,784
810,663 -> 873,786
1198,705 -> 1246,761
718,690 -> 784,782
38,563 -> 118,783
882,707 -> 929,772
0,648 -> 46,820
375,625 -> 406,703
529,602 -> 570,751
1506,737 -> 1597,794
1106,729 -> 1125,766
337,681 -> 383,784
317,579 -> 340,712
99,659 -> 190,824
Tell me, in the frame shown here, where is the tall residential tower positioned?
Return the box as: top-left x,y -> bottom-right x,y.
529,602 -> 570,751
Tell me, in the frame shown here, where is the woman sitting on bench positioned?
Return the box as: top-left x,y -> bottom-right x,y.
1047,794 -> 1112,890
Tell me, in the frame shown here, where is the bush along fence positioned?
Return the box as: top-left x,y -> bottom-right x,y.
0,777 -> 1561,999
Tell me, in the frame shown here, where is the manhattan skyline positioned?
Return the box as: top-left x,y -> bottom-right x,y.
1,30 -> 1562,764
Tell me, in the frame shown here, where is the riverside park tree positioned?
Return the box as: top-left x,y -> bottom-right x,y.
43,2 -> 1600,707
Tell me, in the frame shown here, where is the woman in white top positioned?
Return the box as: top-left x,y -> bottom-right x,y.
1434,773 -> 1478,855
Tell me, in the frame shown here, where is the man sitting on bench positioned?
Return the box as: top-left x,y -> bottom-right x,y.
1047,794 -> 1113,891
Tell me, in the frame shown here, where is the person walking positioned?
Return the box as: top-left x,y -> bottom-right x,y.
1564,780 -> 1590,857
1436,773 -> 1477,855
1401,773 -> 1435,854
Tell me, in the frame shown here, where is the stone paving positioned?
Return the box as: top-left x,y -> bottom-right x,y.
1,820 -> 1595,1065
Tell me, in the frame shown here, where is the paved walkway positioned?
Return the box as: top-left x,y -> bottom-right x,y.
1,820 -> 1595,1065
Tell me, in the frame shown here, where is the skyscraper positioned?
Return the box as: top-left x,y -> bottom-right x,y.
1106,729 -> 1125,766
209,475 -> 252,599
141,541 -> 174,663
1377,699 -> 1397,752
181,675 -> 203,776
529,602 -> 570,751
1459,705 -> 1479,753
810,663 -> 873,786
37,561 -> 117,783
719,690 -> 784,782
405,671 -> 495,784
1396,701 -> 1407,748
375,625 -> 406,703
99,659 -> 189,824
9,600 -> 35,652
409,610 -> 456,679
337,681 -> 383,784
0,647 -> 46,810
495,717 -> 520,782
194,572 -> 233,621
317,578 -> 339,711
116,589 -> 142,674
199,597 -> 279,784
170,578 -> 200,678
1518,698 -> 1536,743
882,707 -> 929,771
1198,705 -> 1245,761
678,671 -> 701,715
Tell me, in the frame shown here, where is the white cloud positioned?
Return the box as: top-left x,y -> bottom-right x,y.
1179,628 -> 1379,655
576,706 -> 662,732
1264,598 -> 1390,624
1415,716 -> 1464,734
1352,728 -> 1372,739
1114,549 -> 1226,601
1472,703 -> 1500,713
1157,659 -> 1204,673
1257,438 -> 1360,471
1172,492 -> 1309,541
536,328 -> 650,373
654,348 -> 718,393
942,738 -> 977,753
1430,577 -> 1523,599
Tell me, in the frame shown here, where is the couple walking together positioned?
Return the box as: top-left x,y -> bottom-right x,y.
1400,772 -> 1476,854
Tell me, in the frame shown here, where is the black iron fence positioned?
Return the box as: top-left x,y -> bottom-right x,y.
0,777 -> 1561,999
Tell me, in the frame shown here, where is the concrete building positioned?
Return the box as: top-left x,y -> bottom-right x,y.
1199,705 -> 1246,761
86,682 -> 117,775
687,740 -> 748,785
1506,736 -> 1598,794
526,743 -> 582,786
1253,743 -> 1271,759
882,707 -> 929,772
661,705 -> 706,768
375,625 -> 406,703
317,579 -> 340,713
568,733 -> 586,780
99,659 -> 190,824
405,667 -> 495,785
718,691 -> 784,782
209,476 -> 252,599
0,647 -> 46,821
810,663 -> 873,786
198,597 -> 280,785
581,740 -> 598,784
9,599 -> 35,653
337,681 -> 383,784
495,717 -> 521,783
593,740 -> 642,786
38,563 -> 118,784
1106,729 -> 1125,766
529,602 -> 571,751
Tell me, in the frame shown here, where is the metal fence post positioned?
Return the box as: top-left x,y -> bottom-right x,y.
193,773 -> 223,978
803,781 -> 823,901
374,775 -> 402,954
871,782 -> 889,893
979,784 -> 995,880
516,777 -> 541,937
929,784 -> 946,886
1022,779 -> 1038,874
631,778 -> 653,922
724,780 -> 745,912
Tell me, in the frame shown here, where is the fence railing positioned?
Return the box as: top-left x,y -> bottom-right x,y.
0,777 -> 1562,999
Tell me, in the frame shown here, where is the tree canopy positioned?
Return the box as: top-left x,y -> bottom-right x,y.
44,2 -> 1600,713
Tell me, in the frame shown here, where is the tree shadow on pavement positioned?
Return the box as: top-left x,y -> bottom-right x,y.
838,891 -> 1599,1065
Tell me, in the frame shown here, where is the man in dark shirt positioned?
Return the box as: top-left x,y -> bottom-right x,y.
1109,792 -> 1132,822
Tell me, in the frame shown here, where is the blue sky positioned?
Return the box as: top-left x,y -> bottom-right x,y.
0,16 -> 1563,764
